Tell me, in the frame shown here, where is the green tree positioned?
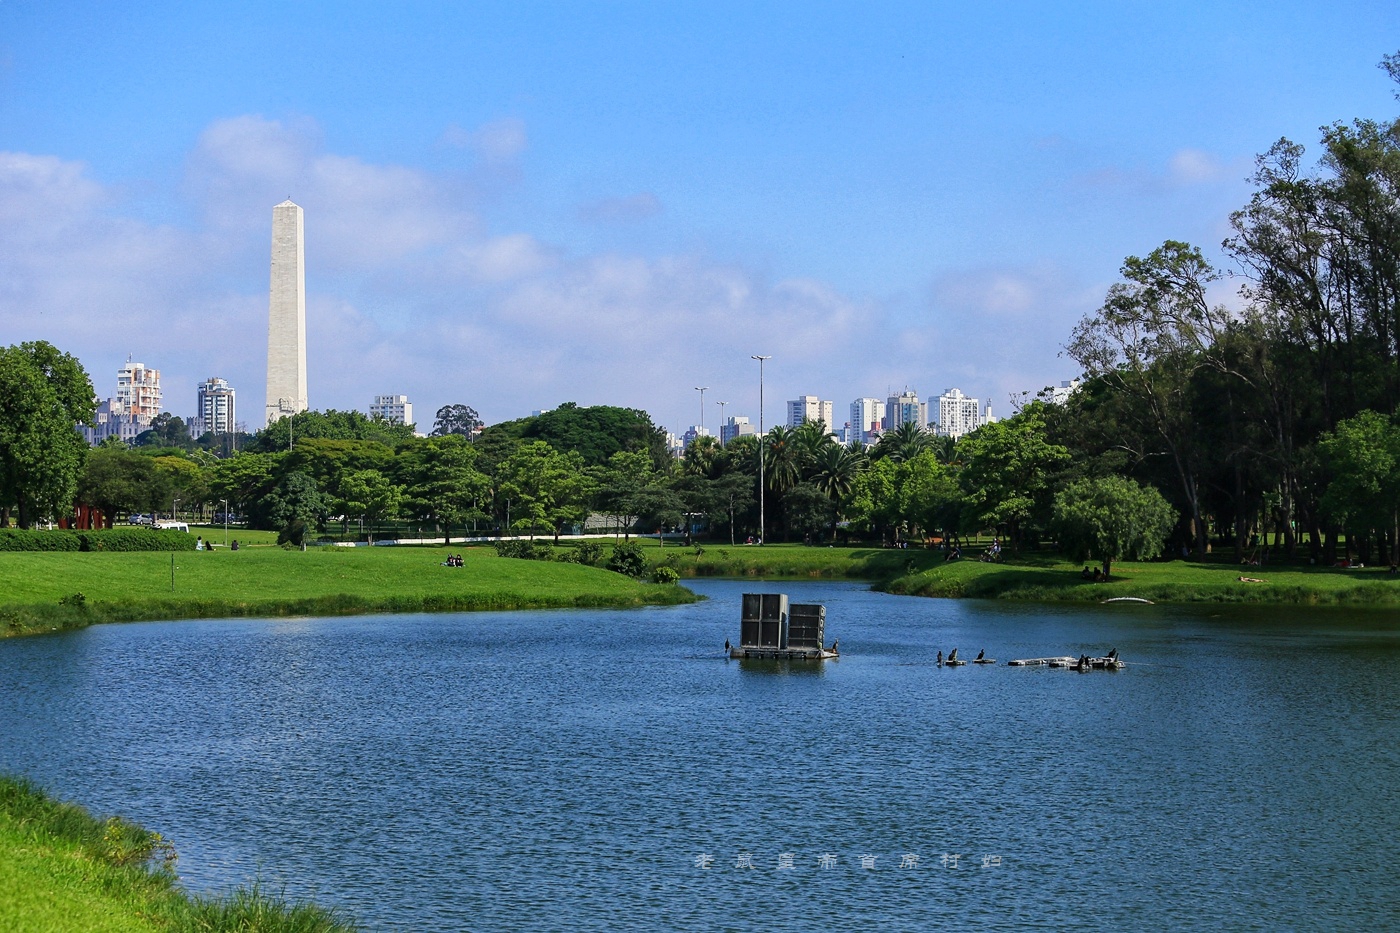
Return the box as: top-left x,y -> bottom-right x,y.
899,452 -> 964,543
395,435 -> 490,542
338,469 -> 405,539
809,444 -> 867,541
1317,410 -> 1400,561
78,446 -> 155,526
206,453 -> 278,525
482,403 -> 670,471
431,404 -> 483,438
0,341 -> 96,527
253,409 -> 415,452
1065,242 -> 1232,554
957,404 -> 1070,548
496,441 -> 589,540
846,457 -> 901,542
1051,475 -> 1177,579
264,471 -> 333,537
872,421 -> 932,463
134,413 -> 194,450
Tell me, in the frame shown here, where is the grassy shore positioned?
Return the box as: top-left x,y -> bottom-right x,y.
0,774 -> 357,932
0,545 -> 697,638
583,539 -> 1400,605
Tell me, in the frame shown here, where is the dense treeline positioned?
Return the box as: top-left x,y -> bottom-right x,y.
1,54 -> 1397,569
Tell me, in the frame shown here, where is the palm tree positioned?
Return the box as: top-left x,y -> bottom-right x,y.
682,435 -> 723,479
874,421 -> 932,463
792,419 -> 837,464
763,425 -> 802,494
930,433 -> 958,464
811,444 -> 868,541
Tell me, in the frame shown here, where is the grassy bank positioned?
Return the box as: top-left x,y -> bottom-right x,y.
884,552 -> 1400,604
0,546 -> 697,638
576,540 -> 933,580
574,539 -> 1400,605
0,774 -> 356,932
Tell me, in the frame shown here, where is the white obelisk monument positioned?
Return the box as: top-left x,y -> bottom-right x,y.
265,199 -> 307,427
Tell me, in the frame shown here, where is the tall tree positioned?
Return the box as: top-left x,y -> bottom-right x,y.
495,441 -> 590,540
0,341 -> 96,527
431,404 -> 484,438
1066,241 -> 1235,554
395,435 -> 490,542
957,404 -> 1069,549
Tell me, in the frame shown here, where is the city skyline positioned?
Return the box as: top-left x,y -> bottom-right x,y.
1,4 -> 1395,436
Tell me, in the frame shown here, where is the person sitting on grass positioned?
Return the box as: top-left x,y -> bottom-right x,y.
1092,567 -> 1104,582
1080,566 -> 1093,579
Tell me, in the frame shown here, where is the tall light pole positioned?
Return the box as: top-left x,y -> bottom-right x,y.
278,397 -> 299,450
751,355 -> 770,544
172,497 -> 180,523
219,499 -> 228,547
716,401 -> 728,444
694,386 -> 708,434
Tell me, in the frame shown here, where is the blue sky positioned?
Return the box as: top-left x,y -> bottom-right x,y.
1,2 -> 1397,436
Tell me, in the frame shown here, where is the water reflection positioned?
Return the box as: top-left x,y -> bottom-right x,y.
0,581 -> 1397,930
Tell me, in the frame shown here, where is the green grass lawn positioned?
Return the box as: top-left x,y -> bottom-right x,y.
0,775 -> 358,932
885,551 -> 1400,604
568,538 -> 1400,605
0,545 -> 696,637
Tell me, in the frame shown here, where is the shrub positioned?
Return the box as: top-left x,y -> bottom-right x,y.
58,593 -> 87,609
0,529 -> 81,551
607,541 -> 648,578
651,566 -> 680,585
494,540 -> 556,561
78,529 -> 197,552
0,529 -> 196,551
277,520 -> 308,547
576,541 -> 605,565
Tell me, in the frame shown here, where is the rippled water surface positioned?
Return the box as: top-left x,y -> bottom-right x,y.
3,580 -> 1400,930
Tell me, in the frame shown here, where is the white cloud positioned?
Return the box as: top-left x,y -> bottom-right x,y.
1168,148 -> 1225,185
578,191 -> 663,224
1074,146 -> 1237,192
0,115 -> 1093,434
439,117 -> 528,162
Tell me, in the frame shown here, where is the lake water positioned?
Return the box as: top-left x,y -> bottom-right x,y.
2,580 -> 1399,931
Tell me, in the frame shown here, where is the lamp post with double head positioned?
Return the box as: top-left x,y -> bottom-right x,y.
693,386 -> 708,437
751,355 -> 770,544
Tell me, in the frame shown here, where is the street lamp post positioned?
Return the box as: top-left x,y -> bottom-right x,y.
693,386 -> 708,435
172,498 -> 180,523
278,397 -> 299,450
219,499 -> 228,547
751,355 -> 770,544
716,401 -> 728,443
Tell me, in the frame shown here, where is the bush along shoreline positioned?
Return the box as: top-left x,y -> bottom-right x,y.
0,773 -> 359,932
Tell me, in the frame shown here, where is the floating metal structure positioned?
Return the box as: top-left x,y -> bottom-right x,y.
731,593 -> 837,660
1008,655 -> 1124,670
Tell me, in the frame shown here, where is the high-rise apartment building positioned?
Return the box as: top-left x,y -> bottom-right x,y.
885,389 -> 927,432
1050,379 -> 1082,405
849,398 -> 886,445
370,394 -> 413,426
79,360 -> 161,446
935,387 -> 983,439
116,360 -> 162,420
721,416 -> 755,445
196,377 -> 237,435
266,199 -> 307,426
787,396 -> 834,430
